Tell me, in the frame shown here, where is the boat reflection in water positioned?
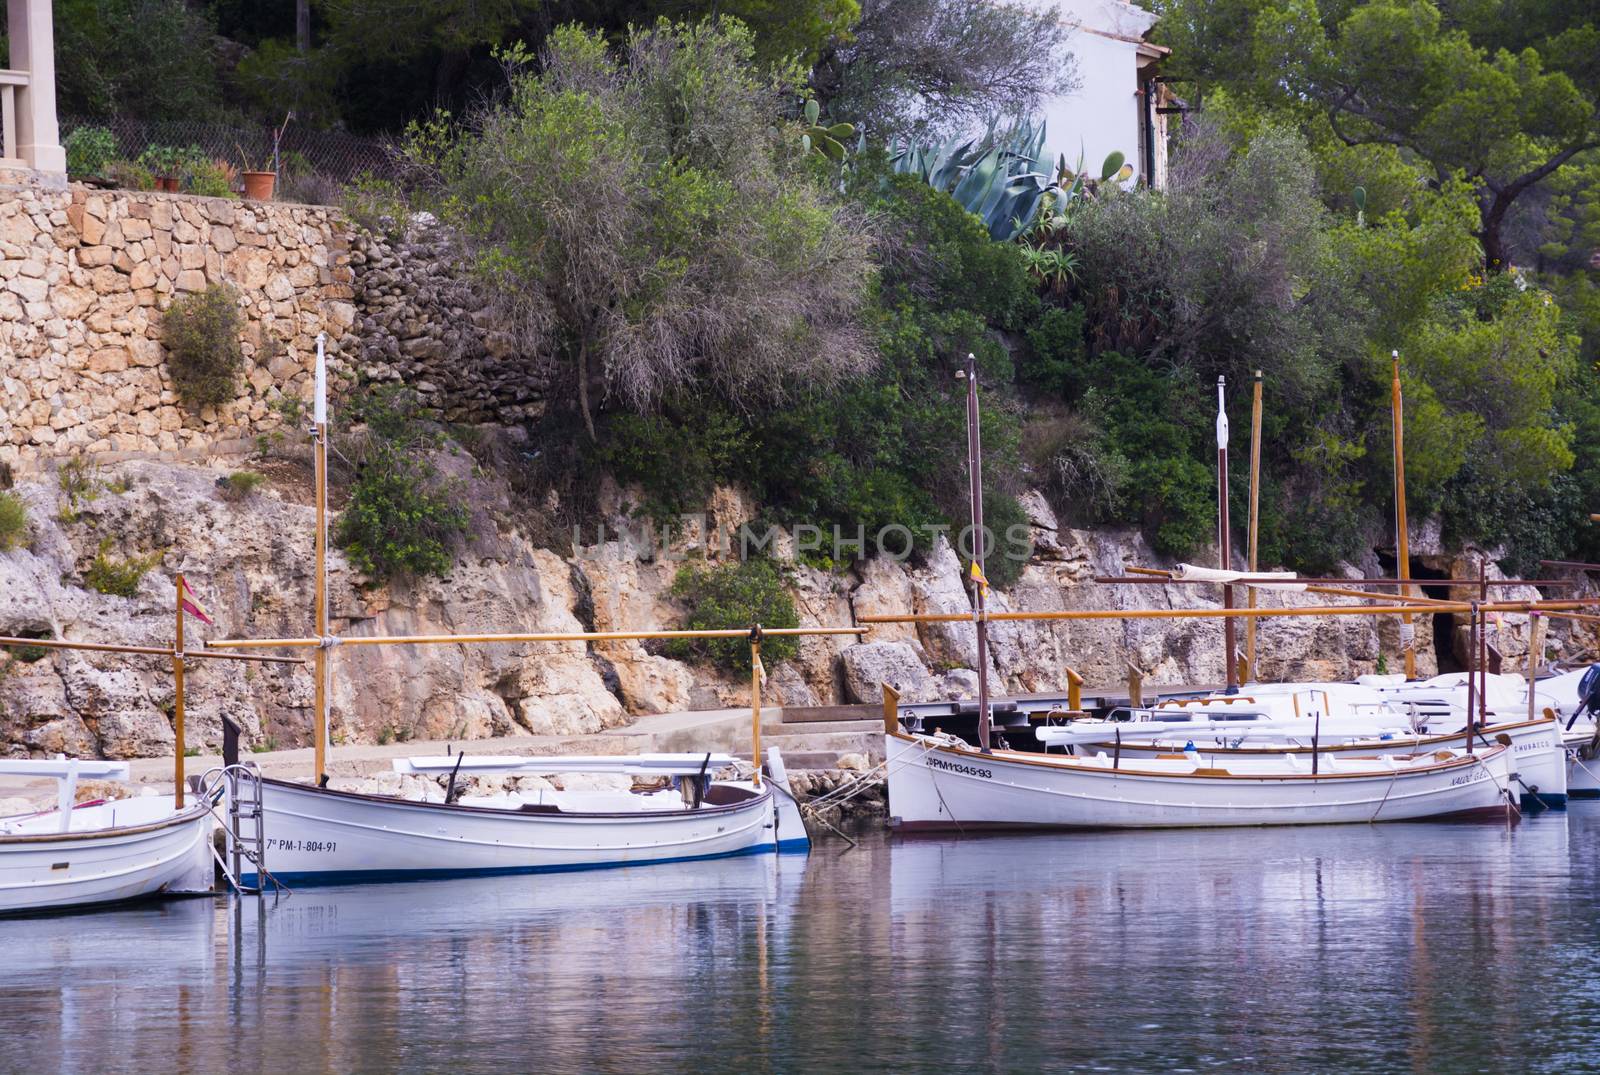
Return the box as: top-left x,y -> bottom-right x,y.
4,817 -> 1600,1072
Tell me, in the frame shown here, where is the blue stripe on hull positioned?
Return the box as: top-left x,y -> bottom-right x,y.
1569,789 -> 1600,800
775,836 -> 811,853
241,839 -> 795,889
1521,792 -> 1568,812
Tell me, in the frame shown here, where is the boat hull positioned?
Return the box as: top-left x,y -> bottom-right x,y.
0,799 -> 215,915
246,777 -> 793,887
886,733 -> 1516,831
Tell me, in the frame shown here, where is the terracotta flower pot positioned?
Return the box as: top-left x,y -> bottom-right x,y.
157,176 -> 179,193
241,171 -> 276,201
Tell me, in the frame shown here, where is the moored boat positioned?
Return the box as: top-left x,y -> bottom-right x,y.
883,691 -> 1519,831
0,759 -> 217,915
240,750 -> 807,888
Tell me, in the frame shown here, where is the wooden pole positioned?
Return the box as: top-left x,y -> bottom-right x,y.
1527,611 -> 1544,725
207,626 -> 866,650
312,333 -> 329,787
1245,370 -> 1262,681
750,632 -> 762,789
856,599 -> 1586,625
882,682 -> 901,735
1392,352 -> 1416,680
0,636 -> 302,662
1217,377 -> 1236,692
963,354 -> 992,753
1466,602 -> 1478,754
173,577 -> 185,810
1542,610 -> 1600,625
1306,584 -> 1447,607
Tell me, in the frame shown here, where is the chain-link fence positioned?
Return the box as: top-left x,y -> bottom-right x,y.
61,116 -> 401,187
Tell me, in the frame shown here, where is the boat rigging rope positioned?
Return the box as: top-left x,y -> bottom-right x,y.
1370,760 -> 1403,823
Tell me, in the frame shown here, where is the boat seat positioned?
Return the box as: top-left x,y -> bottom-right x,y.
702,785 -> 760,806
518,803 -> 563,814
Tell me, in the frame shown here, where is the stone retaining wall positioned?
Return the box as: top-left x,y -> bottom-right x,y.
0,177 -> 356,468
346,224 -> 548,423
0,176 -> 551,470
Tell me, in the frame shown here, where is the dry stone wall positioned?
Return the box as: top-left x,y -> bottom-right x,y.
1,175 -> 551,471
344,223 -> 548,424
0,177 -> 357,467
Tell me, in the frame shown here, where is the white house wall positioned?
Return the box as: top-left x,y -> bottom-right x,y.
1039,29 -> 1147,181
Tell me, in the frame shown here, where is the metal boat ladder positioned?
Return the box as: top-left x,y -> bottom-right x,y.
199,761 -> 284,895
226,762 -> 268,893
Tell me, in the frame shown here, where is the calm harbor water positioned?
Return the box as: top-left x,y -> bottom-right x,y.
4,813 -> 1600,1073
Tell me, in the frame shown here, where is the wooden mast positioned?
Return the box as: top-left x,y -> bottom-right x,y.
312,333 -> 329,786
1245,370 -> 1262,682
1392,352 -> 1416,679
1217,377 -> 1236,692
962,354 -> 992,753
1527,610 -> 1544,724
750,629 -> 763,788
173,576 -> 185,809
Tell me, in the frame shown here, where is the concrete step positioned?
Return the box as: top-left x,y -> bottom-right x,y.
766,718 -> 881,737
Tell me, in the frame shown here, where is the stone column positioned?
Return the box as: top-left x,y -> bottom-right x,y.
6,0 -> 67,175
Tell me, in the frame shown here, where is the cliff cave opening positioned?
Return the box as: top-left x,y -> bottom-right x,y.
1374,551 -> 1463,674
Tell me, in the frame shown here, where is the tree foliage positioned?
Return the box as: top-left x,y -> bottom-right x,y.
809,0 -> 1078,138
51,0 -> 225,120
664,559 -> 800,671
1151,0 -> 1600,272
414,20 -> 874,439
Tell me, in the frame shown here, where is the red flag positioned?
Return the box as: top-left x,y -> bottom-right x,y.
177,576 -> 214,625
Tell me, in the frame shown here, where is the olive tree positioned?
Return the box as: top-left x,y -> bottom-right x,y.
415,19 -> 875,439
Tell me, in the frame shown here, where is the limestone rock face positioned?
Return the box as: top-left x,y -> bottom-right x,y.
3,459 -> 1588,763
841,641 -> 936,704
0,461 -> 622,757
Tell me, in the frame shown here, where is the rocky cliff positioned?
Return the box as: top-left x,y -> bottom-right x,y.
1,459 -> 1593,760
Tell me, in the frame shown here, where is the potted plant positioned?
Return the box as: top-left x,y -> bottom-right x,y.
64,126 -> 117,184
235,142 -> 276,201
137,145 -> 182,191
236,114 -> 293,202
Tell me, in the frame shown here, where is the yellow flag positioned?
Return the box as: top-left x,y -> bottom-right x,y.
969,560 -> 990,596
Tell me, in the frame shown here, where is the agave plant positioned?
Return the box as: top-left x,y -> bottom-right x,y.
890,119 -> 1057,241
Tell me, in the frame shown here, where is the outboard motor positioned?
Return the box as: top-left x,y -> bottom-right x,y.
1570,664 -> 1600,729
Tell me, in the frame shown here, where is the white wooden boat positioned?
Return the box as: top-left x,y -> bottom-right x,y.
884,694 -> 1519,830
1053,684 -> 1569,809
0,759 -> 216,915
239,749 -> 807,887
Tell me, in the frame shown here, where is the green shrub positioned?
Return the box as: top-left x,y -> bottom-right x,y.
979,490 -> 1031,588
137,144 -> 181,177
664,559 -> 800,673
58,455 -> 100,507
341,173 -> 409,241
84,537 -> 159,597
216,471 -> 266,501
6,629 -> 53,663
0,492 -> 28,551
106,159 -> 156,191
65,126 -> 116,177
336,442 -> 470,582
596,409 -> 751,525
163,284 -> 242,408
183,159 -> 236,198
